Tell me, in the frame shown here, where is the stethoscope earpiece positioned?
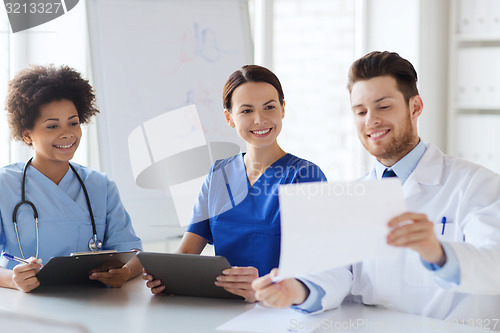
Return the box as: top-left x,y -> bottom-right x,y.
13,158 -> 102,259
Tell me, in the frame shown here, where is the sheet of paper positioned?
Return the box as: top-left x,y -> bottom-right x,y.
217,304 -> 335,333
278,179 -> 406,277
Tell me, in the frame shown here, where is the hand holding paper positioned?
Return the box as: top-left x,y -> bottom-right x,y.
277,179 -> 406,278
387,212 -> 446,265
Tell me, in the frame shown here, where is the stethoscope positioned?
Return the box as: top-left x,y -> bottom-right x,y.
12,157 -> 102,259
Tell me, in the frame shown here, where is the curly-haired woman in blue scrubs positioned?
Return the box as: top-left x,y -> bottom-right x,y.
144,65 -> 326,301
0,65 -> 142,292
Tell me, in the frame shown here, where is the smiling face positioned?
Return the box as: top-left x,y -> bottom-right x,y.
23,99 -> 82,167
225,81 -> 285,150
351,76 -> 422,166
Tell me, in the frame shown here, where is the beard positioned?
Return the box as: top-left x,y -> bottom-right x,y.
360,114 -> 418,165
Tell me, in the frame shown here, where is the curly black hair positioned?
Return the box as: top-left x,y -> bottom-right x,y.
5,64 -> 99,143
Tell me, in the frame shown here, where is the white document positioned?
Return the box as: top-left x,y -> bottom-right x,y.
278,179 -> 406,278
217,304 -> 334,333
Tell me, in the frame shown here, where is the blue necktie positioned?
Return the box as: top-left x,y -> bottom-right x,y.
382,168 -> 397,178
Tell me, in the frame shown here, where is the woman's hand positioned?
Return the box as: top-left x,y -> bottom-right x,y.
215,266 -> 259,302
12,257 -> 42,293
89,256 -> 142,288
143,269 -> 166,295
89,266 -> 131,288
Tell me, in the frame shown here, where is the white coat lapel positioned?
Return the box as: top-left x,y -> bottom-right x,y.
402,173 -> 422,198
403,144 -> 444,199
363,143 -> 444,199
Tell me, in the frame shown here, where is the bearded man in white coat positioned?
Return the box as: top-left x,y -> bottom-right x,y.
252,51 -> 500,329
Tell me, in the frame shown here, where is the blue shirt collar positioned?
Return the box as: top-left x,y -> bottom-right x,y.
374,139 -> 427,184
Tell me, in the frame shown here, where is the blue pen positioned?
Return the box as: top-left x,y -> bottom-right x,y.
441,217 -> 447,235
2,252 -> 30,264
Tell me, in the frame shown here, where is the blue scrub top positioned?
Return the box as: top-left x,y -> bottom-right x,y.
0,162 -> 142,269
187,153 -> 326,276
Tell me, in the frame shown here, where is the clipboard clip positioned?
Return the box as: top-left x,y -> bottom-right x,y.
70,250 -> 117,256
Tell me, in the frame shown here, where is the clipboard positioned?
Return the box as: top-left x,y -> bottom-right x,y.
36,251 -> 137,286
137,252 -> 243,299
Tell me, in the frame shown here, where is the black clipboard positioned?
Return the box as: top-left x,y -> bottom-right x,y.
137,252 -> 243,299
36,251 -> 136,286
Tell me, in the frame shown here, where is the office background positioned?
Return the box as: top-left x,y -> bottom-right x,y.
0,0 -> 498,250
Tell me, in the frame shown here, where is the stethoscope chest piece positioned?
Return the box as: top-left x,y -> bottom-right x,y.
13,158 -> 103,258
89,235 -> 103,252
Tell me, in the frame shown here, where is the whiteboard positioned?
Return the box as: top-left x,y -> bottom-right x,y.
86,0 -> 251,241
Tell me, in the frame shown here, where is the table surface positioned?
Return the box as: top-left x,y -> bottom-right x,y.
0,276 -> 486,332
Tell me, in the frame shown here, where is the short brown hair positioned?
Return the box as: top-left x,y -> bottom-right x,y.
347,51 -> 419,103
5,64 -> 99,142
222,65 -> 284,111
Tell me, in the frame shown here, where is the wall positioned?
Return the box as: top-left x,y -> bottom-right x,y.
363,0 -> 450,151
273,0 -> 360,181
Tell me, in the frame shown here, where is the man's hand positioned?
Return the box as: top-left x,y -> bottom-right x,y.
252,269 -> 309,308
387,212 -> 446,265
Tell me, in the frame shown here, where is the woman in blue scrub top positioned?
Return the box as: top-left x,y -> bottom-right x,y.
144,65 -> 326,301
0,65 -> 143,292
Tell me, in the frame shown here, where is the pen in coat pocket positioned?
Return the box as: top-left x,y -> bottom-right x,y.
441,217 -> 447,235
